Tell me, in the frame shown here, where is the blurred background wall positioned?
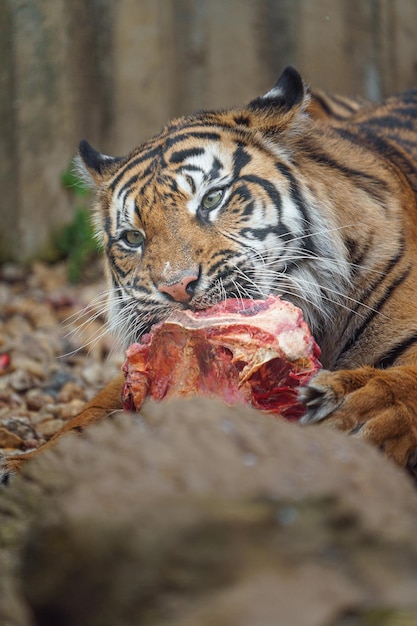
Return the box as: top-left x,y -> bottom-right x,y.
1,0 -> 417,262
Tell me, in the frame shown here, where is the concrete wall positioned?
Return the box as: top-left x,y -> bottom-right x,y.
1,0 -> 417,262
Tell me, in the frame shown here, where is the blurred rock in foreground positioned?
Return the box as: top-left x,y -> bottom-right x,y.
1,398 -> 417,626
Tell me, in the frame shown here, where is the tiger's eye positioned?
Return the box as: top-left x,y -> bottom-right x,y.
201,188 -> 224,211
123,230 -> 144,247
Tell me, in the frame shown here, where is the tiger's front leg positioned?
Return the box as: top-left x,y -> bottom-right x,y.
0,374 -> 125,485
300,365 -> 417,475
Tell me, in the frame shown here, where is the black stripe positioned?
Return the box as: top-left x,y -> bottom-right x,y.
138,286 -> 154,296
366,115 -> 416,131
164,131 -> 221,149
170,147 -> 205,163
104,214 -> 111,236
344,235 -> 370,266
311,93 -> 349,121
207,255 -> 235,277
165,178 -> 178,193
327,93 -> 361,114
117,165 -> 154,199
130,273 -> 148,289
179,164 -> 204,174
338,242 -> 404,338
240,174 -> 282,218
233,144 -> 252,178
233,114 -> 251,126
336,267 -> 410,364
240,222 -> 293,242
276,163 -> 316,254
185,173 -> 196,194
311,93 -> 334,116
337,127 -> 417,195
343,234 -> 373,279
367,131 -> 417,194
112,128 -> 222,193
208,157 -> 222,181
109,146 -> 162,192
376,332 -> 417,369
402,89 -> 417,100
237,200 -> 255,217
388,137 -> 417,151
229,185 -> 252,213
395,106 -> 417,119
211,248 -> 236,261
304,139 -> 389,202
108,255 -> 129,279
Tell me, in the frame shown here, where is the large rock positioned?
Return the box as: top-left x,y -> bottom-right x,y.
1,398 -> 417,626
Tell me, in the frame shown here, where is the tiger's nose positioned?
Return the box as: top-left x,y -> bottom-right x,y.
157,271 -> 199,303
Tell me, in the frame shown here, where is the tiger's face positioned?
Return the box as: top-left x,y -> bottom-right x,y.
78,68 -> 350,348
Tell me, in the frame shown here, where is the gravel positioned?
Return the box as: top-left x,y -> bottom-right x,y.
0,261 -> 123,455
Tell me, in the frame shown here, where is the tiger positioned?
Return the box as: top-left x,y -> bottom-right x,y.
2,65 -> 417,484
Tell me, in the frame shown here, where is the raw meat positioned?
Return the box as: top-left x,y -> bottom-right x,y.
122,296 -> 321,420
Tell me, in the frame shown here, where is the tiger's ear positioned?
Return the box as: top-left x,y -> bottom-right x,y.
76,139 -> 123,186
247,66 -> 309,131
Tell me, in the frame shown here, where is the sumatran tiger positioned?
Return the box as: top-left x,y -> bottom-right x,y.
2,66 -> 417,483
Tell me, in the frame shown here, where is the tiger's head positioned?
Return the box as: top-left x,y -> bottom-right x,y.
77,67 -> 350,347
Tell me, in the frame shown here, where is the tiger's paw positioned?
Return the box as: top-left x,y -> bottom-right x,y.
299,367 -> 417,469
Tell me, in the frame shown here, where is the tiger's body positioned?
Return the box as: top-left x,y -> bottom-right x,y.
307,87 -> 367,123
2,66 -> 417,483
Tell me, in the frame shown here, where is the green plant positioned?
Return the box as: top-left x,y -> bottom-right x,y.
56,164 -> 100,283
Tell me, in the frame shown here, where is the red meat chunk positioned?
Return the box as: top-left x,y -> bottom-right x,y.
122,296 -> 321,420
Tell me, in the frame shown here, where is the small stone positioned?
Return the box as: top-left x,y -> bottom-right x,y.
35,418 -> 64,438
59,399 -> 85,420
56,382 -> 86,403
0,426 -> 24,449
0,389 -> 24,408
18,333 -> 57,363
9,369 -> 34,392
1,416 -> 36,440
12,355 -> 48,379
21,438 -> 39,451
38,403 -> 75,419
30,410 -> 55,426
0,407 -> 11,419
42,370 -> 75,397
25,389 -> 54,411
3,315 -> 33,338
82,363 -> 103,386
